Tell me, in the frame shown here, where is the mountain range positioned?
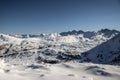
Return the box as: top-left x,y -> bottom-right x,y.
0,29 -> 120,65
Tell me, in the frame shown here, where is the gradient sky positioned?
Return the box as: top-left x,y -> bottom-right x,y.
0,0 -> 120,34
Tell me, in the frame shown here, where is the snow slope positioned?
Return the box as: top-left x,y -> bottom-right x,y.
0,60 -> 120,80
0,29 -> 120,80
0,29 -> 120,64
81,33 -> 120,64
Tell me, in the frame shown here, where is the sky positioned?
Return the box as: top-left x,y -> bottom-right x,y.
0,0 -> 120,34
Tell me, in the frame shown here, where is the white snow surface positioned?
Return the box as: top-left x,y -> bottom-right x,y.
0,29 -> 120,80
0,59 -> 120,80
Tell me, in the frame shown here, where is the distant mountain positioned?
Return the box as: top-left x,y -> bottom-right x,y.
0,29 -> 120,65
60,29 -> 119,38
60,30 -> 84,36
98,29 -> 120,37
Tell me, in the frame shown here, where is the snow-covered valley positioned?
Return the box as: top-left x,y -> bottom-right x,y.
0,29 -> 120,80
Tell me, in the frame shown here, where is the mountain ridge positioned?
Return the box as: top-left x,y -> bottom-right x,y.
0,28 -> 120,65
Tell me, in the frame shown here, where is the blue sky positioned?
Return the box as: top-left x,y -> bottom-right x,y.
0,0 -> 120,34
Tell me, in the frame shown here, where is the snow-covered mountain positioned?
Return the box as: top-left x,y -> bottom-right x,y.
81,33 -> 120,64
0,29 -> 120,65
1,29 -> 120,80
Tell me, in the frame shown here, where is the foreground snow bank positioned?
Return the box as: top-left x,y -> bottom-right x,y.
0,59 -> 120,80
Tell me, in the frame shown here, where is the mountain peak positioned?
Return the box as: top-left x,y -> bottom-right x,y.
98,29 -> 120,37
